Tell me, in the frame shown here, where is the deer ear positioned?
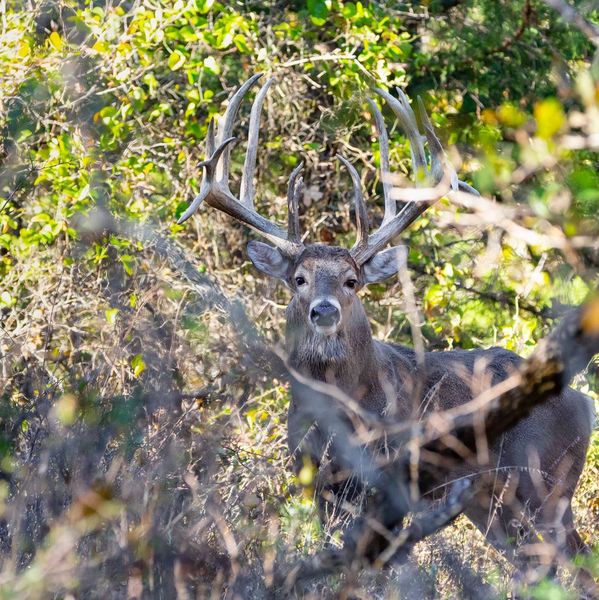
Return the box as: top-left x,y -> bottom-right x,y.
362,246 -> 407,284
247,240 -> 291,280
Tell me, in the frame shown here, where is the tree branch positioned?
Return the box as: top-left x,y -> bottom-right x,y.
541,0 -> 599,47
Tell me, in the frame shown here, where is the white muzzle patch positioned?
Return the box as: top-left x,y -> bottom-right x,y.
309,296 -> 342,336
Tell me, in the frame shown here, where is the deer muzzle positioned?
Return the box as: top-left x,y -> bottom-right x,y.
309,298 -> 341,335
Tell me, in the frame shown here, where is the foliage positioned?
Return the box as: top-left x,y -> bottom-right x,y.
0,0 -> 598,597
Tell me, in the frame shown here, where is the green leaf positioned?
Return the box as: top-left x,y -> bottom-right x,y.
179,25 -> 198,43
105,308 -> 119,326
342,2 -> 357,18
131,354 -> 146,377
233,34 -> 251,54
203,55 -> 220,74
307,0 -> 330,25
0,291 -> 13,307
196,0 -> 214,14
119,254 -> 135,276
175,201 -> 189,220
569,276 -> 590,304
168,49 -> 186,71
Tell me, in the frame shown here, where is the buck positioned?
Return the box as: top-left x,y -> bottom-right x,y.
178,74 -> 594,581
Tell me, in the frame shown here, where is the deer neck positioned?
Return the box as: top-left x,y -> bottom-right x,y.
285,298 -> 377,394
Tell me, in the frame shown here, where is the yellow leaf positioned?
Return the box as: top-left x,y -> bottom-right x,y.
496,103 -> 526,128
49,31 -> 63,50
17,42 -> 30,57
298,459 -> 316,487
131,354 -> 146,377
168,50 -> 186,71
92,40 -> 108,53
105,308 -> 119,326
534,98 -> 565,139
481,108 -> 498,125
56,394 -> 78,425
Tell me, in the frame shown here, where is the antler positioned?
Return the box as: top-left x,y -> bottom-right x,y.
341,88 -> 479,266
177,73 -> 304,257
180,75 -> 477,265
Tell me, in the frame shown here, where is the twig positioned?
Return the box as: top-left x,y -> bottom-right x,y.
280,53 -> 357,68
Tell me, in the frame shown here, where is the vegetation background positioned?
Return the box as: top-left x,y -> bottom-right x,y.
0,0 -> 598,597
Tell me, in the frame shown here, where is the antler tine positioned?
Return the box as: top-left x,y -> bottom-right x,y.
287,162 -> 304,243
395,88 -> 428,181
350,88 -> 480,266
215,72 -> 264,185
458,180 -> 480,195
373,87 -> 428,181
366,98 -> 395,225
177,136 -> 238,225
240,77 -> 274,208
177,73 -> 304,257
337,155 -> 369,254
417,97 -> 480,196
206,118 -> 216,156
416,97 -> 457,190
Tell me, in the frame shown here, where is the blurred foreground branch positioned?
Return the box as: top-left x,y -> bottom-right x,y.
78,207 -> 286,378
541,0 -> 599,47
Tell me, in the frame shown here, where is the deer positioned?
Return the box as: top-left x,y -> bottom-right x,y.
177,73 -> 595,586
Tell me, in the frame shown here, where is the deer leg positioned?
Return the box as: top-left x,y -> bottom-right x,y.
486,495 -> 598,599
464,490 -> 524,563
464,485 -> 559,584
513,489 -> 597,597
559,507 -> 598,599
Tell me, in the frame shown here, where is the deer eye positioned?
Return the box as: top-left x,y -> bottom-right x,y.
345,279 -> 358,289
295,276 -> 306,286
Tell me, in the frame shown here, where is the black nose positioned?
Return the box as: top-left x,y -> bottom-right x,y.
310,301 -> 340,328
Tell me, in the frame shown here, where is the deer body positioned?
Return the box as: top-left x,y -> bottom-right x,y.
275,243 -> 593,567
179,74 -> 595,580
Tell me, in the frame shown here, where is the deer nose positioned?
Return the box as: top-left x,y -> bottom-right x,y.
310,301 -> 340,328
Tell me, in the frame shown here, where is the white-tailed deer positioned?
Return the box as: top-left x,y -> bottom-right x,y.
178,74 -> 595,582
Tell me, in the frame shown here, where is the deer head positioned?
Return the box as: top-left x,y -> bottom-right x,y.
178,74 -> 474,356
